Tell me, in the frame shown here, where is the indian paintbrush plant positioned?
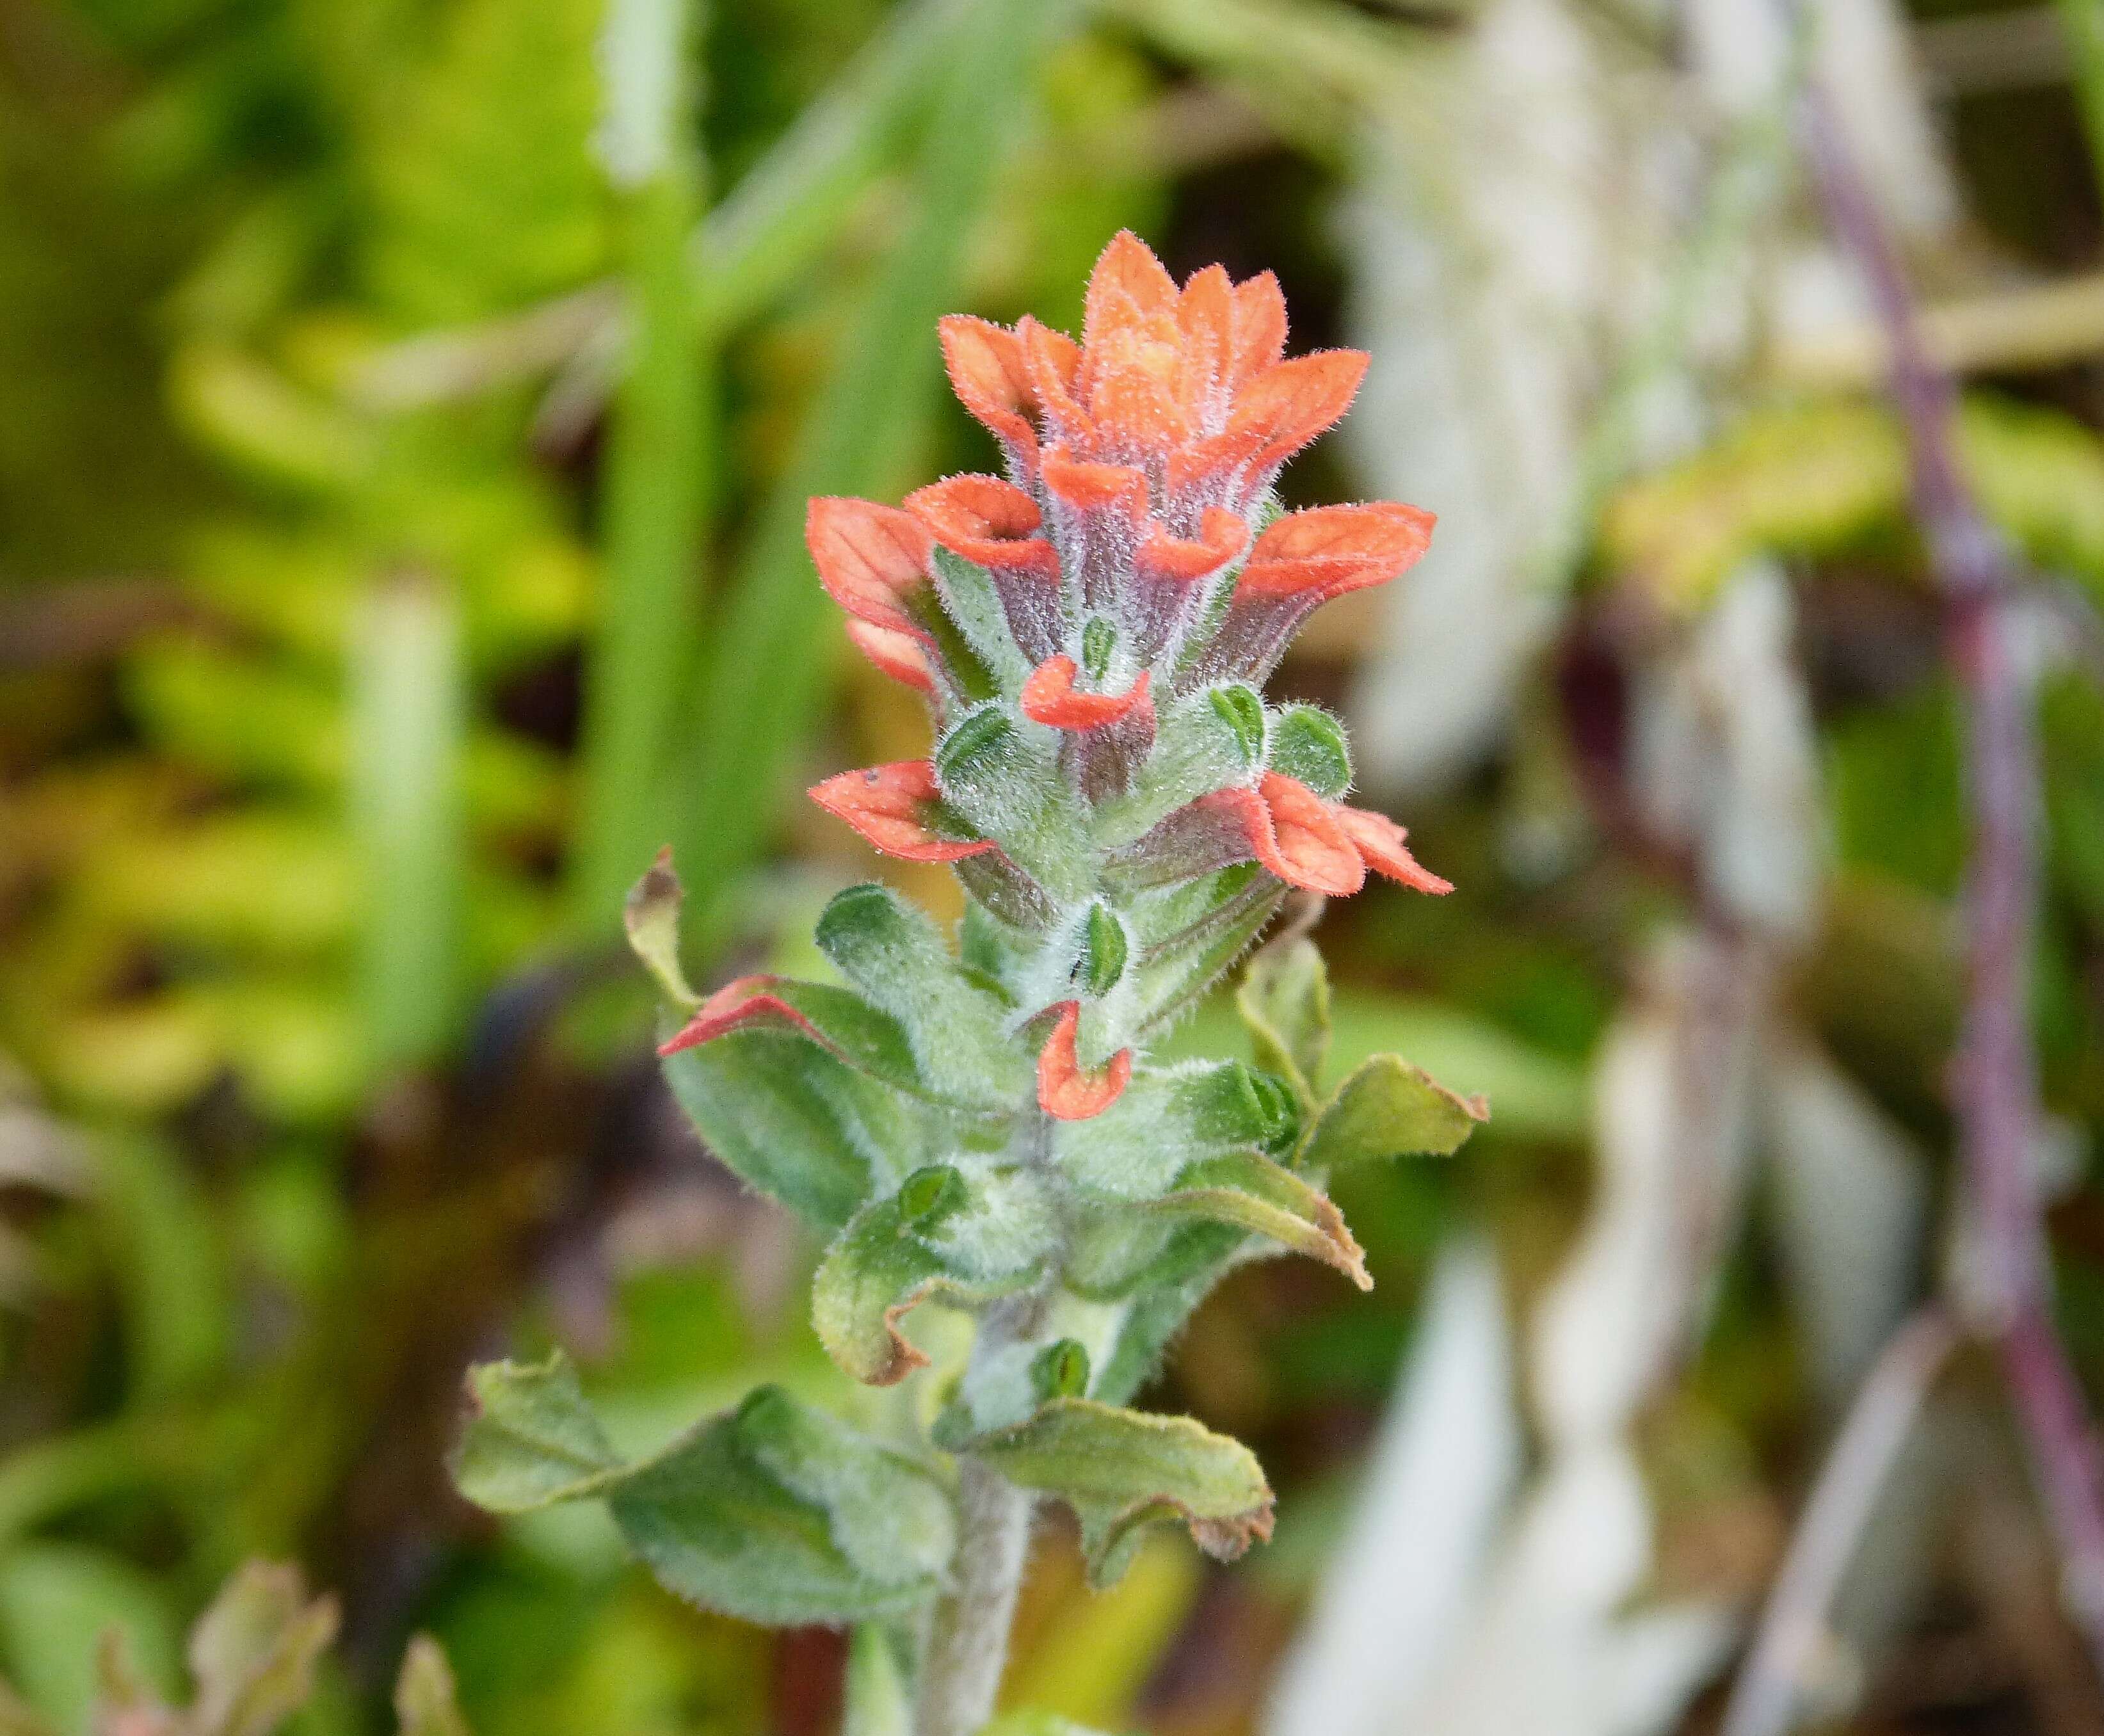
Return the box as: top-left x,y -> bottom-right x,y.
450,234 -> 1486,1736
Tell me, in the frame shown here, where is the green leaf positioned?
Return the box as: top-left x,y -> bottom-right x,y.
452,1362 -> 958,1626
815,885 -> 1031,1107
964,1399 -> 1273,1588
933,706 -> 1092,901
1266,705 -> 1351,798
1296,1054 -> 1488,1170
392,1637 -> 470,1736
813,1171 -> 1050,1385
449,1352 -> 623,1513
622,849 -> 700,1009
660,1004 -> 936,1232
186,1563 -> 337,1736
1052,1061 -> 1297,1198
607,1388 -> 956,1625
1236,938 -> 1330,1107
1080,904 -> 1129,999
1145,1152 -> 1367,1290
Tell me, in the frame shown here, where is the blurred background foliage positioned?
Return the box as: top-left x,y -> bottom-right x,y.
3,0 -> 2104,1732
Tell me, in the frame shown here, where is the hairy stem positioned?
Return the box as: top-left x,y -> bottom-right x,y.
1795,75 -> 2104,1669
915,1458 -> 1034,1736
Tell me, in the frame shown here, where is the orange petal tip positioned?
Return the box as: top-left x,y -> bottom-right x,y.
1332,805 -> 1452,894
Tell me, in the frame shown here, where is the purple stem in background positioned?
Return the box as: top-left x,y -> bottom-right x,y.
1796,83 -> 2104,1663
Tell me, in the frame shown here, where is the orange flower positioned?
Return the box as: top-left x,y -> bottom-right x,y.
1187,501 -> 1437,687
1036,1001 -> 1132,1120
843,620 -> 935,694
1194,773 -> 1452,899
808,762 -> 994,863
1199,773 -> 1366,897
806,497 -> 933,634
940,232 -> 1367,513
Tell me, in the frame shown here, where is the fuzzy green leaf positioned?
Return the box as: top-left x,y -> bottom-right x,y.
964,1399 -> 1274,1588
450,1351 -> 624,1513
1128,878 -> 1284,1036
1146,1151 -> 1366,1289
611,1388 -> 956,1625
1236,939 -> 1330,1107
1296,1054 -> 1488,1170
935,705 -> 1092,900
661,1009 -> 932,1232
1095,687 -> 1263,849
813,1170 -> 1051,1385
814,885 -> 1029,1107
453,1360 -> 957,1625
1266,705 -> 1351,798
928,547 -> 1029,691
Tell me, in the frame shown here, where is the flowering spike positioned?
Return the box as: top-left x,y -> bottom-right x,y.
1037,1001 -> 1132,1120
473,237 -> 1489,1660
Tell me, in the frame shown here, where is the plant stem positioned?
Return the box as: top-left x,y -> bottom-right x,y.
1795,74 -> 2104,1670
1719,1310 -> 1956,1736
915,1458 -> 1034,1736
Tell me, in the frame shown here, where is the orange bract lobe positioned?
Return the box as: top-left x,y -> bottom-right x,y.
808,762 -> 995,863
1020,656 -> 1152,731
905,476 -> 1059,577
658,976 -> 814,1057
1036,1001 -> 1132,1120
806,497 -> 933,631
1240,501 -> 1436,601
